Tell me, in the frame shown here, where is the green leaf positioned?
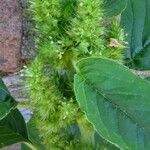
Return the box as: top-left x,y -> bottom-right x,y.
0,78 -> 17,120
0,109 -> 30,148
145,77 -> 150,82
121,0 -> 150,70
0,78 -> 31,148
94,132 -> 119,150
103,0 -> 128,17
74,57 -> 150,150
21,117 -> 45,150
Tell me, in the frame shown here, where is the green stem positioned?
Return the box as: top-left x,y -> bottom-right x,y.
23,142 -> 37,150
17,102 -> 32,109
77,116 -> 95,147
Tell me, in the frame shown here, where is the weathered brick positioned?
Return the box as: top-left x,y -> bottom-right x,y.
0,0 -> 22,73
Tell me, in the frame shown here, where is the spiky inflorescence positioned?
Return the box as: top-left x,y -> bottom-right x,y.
102,17 -> 126,61
27,0 -> 124,149
28,0 -> 82,149
27,57 -> 81,149
68,0 -> 105,57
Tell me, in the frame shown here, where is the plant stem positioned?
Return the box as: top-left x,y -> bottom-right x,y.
77,116 -> 95,147
17,102 -> 32,109
23,142 -> 37,150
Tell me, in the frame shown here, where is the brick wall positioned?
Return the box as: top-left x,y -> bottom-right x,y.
0,0 -> 22,73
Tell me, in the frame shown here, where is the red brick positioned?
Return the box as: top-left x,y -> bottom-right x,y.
0,0 -> 22,73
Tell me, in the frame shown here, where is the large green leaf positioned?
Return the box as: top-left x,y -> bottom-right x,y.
145,77 -> 150,82
0,78 -> 31,148
121,0 -> 150,70
21,117 -> 45,150
74,57 -> 150,150
0,78 -> 17,119
103,0 -> 128,17
0,109 -> 30,148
